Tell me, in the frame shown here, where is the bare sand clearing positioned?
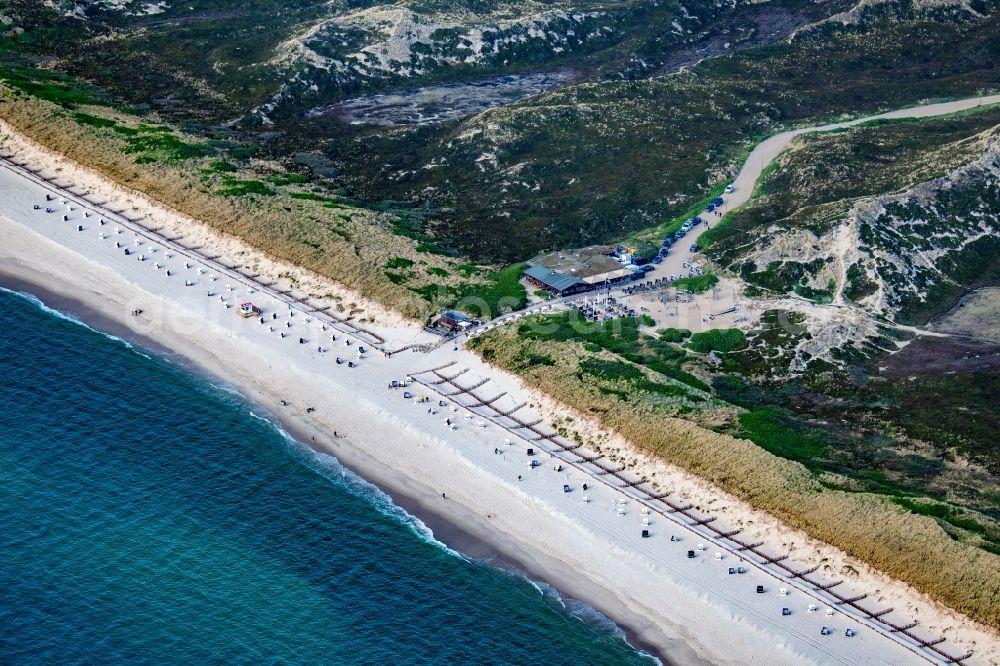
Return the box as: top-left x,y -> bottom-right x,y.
931,287 -> 1000,342
1,122 -> 998,665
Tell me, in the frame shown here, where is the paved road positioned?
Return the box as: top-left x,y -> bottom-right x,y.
642,93 -> 1000,290
474,92 -> 1000,332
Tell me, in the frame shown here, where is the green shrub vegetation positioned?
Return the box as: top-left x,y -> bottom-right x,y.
658,327 -> 691,343
384,270 -> 412,285
69,111 -> 213,162
120,132 -> 213,161
268,173 -> 309,185
385,257 -> 415,270
673,273 -> 719,293
411,283 -> 457,303
736,406 -> 828,464
0,63 -> 106,107
891,498 -> 1000,554
685,328 -> 746,354
71,111 -> 116,129
215,179 -> 275,197
520,353 -> 556,368
454,263 -> 527,318
794,281 -> 835,304
204,160 -> 238,173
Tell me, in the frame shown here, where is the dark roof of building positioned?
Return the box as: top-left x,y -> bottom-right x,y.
440,310 -> 472,322
524,265 -> 586,292
529,245 -> 620,278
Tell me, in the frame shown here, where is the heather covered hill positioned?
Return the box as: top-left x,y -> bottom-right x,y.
313,0 -> 1000,260
1,0 -> 838,120
2,0 -> 998,263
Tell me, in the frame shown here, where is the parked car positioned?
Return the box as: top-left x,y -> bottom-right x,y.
690,243 -> 700,253
724,184 -> 735,194
705,203 -> 716,212
714,196 -> 724,206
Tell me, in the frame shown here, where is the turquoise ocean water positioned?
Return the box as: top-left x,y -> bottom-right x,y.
0,287 -> 655,665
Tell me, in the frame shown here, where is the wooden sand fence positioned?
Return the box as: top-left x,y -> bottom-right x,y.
409,365 -> 974,665
0,155 -> 385,347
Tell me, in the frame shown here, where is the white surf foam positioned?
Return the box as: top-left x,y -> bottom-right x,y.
2,286 -> 152,358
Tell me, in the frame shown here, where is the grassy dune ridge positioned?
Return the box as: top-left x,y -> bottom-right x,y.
470,325 -> 1000,629
0,90 -> 488,319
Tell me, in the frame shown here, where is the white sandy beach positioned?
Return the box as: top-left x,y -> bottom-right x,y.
1,116 -> 999,665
